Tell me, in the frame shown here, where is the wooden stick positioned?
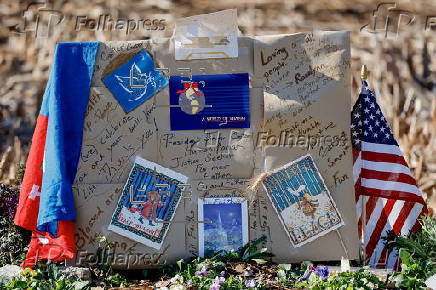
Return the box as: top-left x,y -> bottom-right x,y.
335,229 -> 349,260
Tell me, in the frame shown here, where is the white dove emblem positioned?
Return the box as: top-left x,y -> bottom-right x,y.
287,185 -> 306,198
114,62 -> 157,102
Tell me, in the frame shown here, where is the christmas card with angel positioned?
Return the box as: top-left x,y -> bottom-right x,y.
108,156 -> 188,250
262,154 -> 344,248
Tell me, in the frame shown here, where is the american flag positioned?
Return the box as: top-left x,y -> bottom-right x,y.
351,81 -> 427,268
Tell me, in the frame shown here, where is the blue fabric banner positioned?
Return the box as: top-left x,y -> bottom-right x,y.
37,42 -> 100,236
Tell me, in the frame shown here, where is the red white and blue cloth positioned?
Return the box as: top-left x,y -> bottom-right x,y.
14,42 -> 100,267
351,81 -> 427,268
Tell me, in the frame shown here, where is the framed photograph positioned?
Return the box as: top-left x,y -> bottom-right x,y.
198,197 -> 248,257
262,154 -> 344,248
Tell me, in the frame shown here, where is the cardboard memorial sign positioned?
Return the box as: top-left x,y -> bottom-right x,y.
65,29 -> 360,268
108,156 -> 188,250
198,197 -> 248,257
262,154 -> 344,248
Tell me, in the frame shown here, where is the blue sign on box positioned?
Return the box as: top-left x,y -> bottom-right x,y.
102,50 -> 168,113
169,73 -> 250,130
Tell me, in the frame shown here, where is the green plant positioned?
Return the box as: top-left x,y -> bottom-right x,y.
388,250 -> 429,289
276,261 -> 311,286
13,163 -> 25,187
385,214 -> 436,287
295,267 -> 387,290
213,236 -> 274,265
168,259 -> 265,289
389,216 -> 435,258
385,215 -> 436,265
0,183 -> 30,267
86,235 -> 129,288
0,263 -> 90,290
170,257 -> 225,289
165,238 -> 273,290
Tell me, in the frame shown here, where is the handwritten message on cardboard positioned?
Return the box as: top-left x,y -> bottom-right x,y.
71,32 -> 360,268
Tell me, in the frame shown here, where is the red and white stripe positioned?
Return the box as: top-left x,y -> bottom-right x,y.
353,141 -> 426,268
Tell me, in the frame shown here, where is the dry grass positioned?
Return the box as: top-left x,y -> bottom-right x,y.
0,0 -> 434,211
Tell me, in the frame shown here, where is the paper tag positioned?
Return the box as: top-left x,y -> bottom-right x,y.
340,257 -> 351,272
174,9 -> 239,60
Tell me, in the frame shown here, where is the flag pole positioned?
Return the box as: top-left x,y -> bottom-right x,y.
360,64 -> 368,266
361,64 -> 368,82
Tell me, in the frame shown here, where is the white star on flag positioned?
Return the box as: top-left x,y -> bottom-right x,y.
37,236 -> 49,245
29,185 -> 41,200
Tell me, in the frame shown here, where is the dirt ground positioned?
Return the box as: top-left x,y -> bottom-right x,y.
0,0 -> 434,211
